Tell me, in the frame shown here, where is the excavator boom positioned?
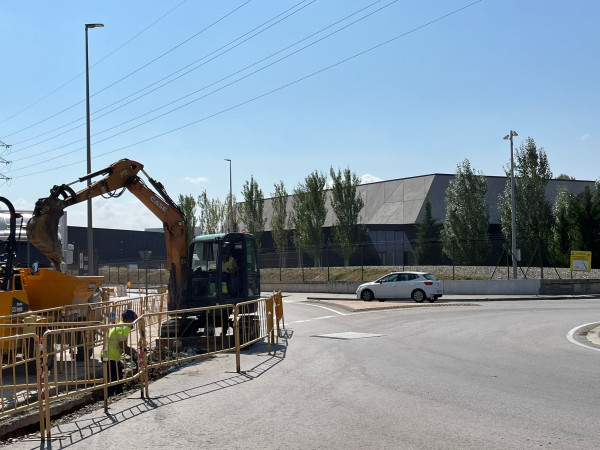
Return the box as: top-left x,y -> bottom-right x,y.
27,159 -> 188,307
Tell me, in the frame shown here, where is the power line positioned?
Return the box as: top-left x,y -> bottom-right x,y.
1,0 -> 253,140
12,0 -> 380,162
9,0 -> 484,180
11,0 -> 396,167
0,0 -> 189,128
10,0 -> 316,152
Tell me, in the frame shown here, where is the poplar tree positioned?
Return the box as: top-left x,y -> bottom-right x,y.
329,167 -> 366,266
240,175 -> 265,251
291,171 -> 327,267
197,190 -> 236,234
498,137 -> 552,265
270,181 -> 289,267
414,198 -> 442,264
177,194 -> 197,243
441,159 -> 490,265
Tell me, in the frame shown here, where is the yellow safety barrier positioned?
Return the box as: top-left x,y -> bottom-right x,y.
0,333 -> 44,438
0,292 -> 285,441
274,291 -> 284,336
0,293 -> 167,327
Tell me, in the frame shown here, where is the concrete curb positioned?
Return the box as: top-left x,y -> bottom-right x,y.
304,299 -> 480,312
306,294 -> 600,302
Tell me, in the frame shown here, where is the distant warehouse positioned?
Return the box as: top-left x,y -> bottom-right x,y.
252,173 -> 595,267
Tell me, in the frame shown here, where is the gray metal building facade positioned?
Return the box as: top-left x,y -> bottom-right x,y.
255,174 -> 596,266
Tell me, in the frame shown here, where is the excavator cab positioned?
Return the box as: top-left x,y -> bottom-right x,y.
186,232 -> 260,308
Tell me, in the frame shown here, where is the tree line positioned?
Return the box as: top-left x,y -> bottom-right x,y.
176,167 -> 366,267
418,137 -> 600,268
177,136 -> 599,269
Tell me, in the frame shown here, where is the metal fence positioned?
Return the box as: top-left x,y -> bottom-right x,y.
91,255 -> 600,286
0,291 -> 284,441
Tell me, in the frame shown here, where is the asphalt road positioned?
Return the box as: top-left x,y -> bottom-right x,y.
7,294 -> 600,449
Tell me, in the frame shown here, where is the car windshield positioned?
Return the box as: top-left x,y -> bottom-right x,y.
423,273 -> 438,281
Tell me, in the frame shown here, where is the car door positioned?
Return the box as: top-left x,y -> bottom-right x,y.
404,273 -> 419,297
377,274 -> 400,298
394,273 -> 412,298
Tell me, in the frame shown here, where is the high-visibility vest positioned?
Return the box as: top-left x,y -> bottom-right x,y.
103,321 -> 131,361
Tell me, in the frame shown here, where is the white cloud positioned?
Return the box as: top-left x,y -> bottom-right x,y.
184,176 -> 208,184
581,133 -> 592,141
325,173 -> 383,189
359,173 -> 383,184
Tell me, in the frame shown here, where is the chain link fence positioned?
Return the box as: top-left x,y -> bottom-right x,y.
84,235 -> 598,286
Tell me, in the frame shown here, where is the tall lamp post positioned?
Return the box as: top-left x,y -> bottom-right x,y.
224,159 -> 232,231
503,130 -> 518,279
85,23 -> 103,275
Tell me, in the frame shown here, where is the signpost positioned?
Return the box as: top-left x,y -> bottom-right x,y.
570,251 -> 592,272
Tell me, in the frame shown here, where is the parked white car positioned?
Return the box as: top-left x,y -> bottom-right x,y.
356,271 -> 443,303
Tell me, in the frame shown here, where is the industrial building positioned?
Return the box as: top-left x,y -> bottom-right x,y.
256,173 -> 596,267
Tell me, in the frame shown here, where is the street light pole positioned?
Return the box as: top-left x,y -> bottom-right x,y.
503,130 -> 518,279
224,159 -> 232,231
85,23 -> 103,276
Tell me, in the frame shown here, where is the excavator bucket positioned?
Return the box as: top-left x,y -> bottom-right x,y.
26,195 -> 66,268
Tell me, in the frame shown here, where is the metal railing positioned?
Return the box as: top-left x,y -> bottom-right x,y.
0,333 -> 44,438
0,291 -> 284,440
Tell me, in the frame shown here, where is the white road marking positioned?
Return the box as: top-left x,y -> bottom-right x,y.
287,302 -> 404,324
298,303 -> 348,315
567,322 -> 600,353
314,332 -> 385,340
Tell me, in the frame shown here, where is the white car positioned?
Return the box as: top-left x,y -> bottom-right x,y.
356,271 -> 443,303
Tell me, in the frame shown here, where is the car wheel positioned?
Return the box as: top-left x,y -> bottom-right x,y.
411,289 -> 425,303
361,290 -> 374,302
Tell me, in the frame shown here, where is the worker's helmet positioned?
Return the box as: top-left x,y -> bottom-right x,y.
122,309 -> 138,321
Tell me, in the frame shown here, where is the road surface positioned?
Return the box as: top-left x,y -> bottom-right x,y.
6,294 -> 600,449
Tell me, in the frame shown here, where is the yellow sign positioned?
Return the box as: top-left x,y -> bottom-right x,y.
570,251 -> 592,272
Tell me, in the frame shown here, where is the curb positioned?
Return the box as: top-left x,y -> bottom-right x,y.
304,299 -> 480,312
306,295 -> 600,302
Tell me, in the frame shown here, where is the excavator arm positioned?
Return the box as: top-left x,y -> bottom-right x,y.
27,159 -> 188,308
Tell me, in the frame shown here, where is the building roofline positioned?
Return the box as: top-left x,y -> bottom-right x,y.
261,173 -> 596,201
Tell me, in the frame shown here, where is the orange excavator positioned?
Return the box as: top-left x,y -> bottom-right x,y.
26,159 -> 261,322
26,159 -> 189,309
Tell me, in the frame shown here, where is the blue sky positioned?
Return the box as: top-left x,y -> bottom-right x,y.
0,0 -> 598,230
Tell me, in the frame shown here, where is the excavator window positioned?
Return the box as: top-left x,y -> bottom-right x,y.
187,232 -> 260,304
13,274 -> 22,291
191,242 -> 217,272
190,241 -> 219,298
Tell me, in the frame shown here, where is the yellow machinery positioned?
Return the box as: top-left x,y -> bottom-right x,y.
0,197 -> 30,355
19,267 -> 104,310
1,196 -> 105,359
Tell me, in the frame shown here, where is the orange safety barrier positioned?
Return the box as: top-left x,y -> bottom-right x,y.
0,333 -> 44,438
0,292 -> 285,441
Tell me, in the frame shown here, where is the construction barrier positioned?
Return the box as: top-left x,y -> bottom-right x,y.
0,333 -> 44,438
0,292 -> 284,441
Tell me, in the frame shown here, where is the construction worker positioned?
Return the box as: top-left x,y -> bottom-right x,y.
221,250 -> 238,297
104,309 -> 138,395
